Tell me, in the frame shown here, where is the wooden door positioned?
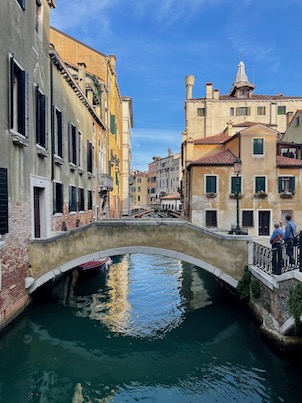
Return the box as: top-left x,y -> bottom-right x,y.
258,211 -> 270,236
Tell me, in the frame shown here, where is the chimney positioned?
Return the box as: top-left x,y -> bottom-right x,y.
168,148 -> 172,156
206,82 -> 213,99
286,111 -> 294,128
185,75 -> 195,99
213,89 -> 219,100
227,120 -> 233,136
77,62 -> 86,93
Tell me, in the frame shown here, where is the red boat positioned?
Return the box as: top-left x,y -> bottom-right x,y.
78,257 -> 112,274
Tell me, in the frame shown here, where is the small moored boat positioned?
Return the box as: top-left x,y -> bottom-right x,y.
78,257 -> 112,274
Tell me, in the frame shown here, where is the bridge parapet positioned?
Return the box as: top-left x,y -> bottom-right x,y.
28,219 -> 253,292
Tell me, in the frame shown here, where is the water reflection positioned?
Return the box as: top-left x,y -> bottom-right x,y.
0,254 -> 301,402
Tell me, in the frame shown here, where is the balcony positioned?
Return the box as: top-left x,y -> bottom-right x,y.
98,173 -> 113,193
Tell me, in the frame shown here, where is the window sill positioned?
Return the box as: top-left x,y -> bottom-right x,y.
206,193 -> 217,198
88,172 -> 94,179
69,163 -> 78,172
54,155 -> 63,166
36,145 -> 49,158
10,131 -> 29,147
78,168 -> 85,175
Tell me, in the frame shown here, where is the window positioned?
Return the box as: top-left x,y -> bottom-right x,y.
205,175 -> 217,193
253,138 -> 264,155
197,107 -> 206,117
69,185 -> 77,212
10,56 -> 28,137
255,176 -> 266,193
206,211 -> 217,227
257,106 -> 266,115
78,132 -> 82,169
54,108 -> 63,157
242,211 -> 254,227
230,107 -> 234,116
231,176 -> 242,194
53,182 -> 63,214
281,147 -> 296,159
0,168 -> 8,235
110,113 -> 116,134
138,187 -> 141,192
278,106 -> 286,115
281,210 -> 293,223
16,0 -> 26,10
278,177 -> 295,193
295,117 -> 300,127
138,196 -> 141,202
236,107 -> 251,116
35,86 -> 48,148
78,188 -> 84,211
137,178 -> 142,183
87,140 -> 93,173
87,190 -> 92,210
68,123 -> 77,165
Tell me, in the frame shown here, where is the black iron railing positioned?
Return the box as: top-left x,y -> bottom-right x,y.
253,230 -> 302,275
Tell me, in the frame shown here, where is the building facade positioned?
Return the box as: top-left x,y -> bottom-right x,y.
121,97 -> 133,216
50,27 -> 123,218
0,1 -> 132,330
182,62 -> 302,236
130,171 -> 148,209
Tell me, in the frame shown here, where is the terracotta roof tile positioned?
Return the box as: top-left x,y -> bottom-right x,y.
189,149 -> 236,166
194,133 -> 231,144
161,194 -> 180,200
232,121 -> 276,128
277,155 -> 302,167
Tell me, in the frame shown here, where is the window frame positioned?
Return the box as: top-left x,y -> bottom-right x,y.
197,107 -> 206,117
253,138 -> 264,156
277,106 -> 286,115
53,182 -> 63,214
278,176 -> 295,193
205,175 -> 218,194
231,176 -> 242,194
35,85 -> 48,149
205,210 -> 218,227
54,107 -> 63,158
257,106 -> 266,116
69,185 -> 77,212
68,122 -> 77,166
255,176 -> 267,193
78,188 -> 84,212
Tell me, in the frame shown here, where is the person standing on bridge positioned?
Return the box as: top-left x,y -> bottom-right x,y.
270,222 -> 284,247
284,215 -> 297,263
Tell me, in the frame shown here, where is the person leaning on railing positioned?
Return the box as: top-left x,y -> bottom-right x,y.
270,222 -> 284,247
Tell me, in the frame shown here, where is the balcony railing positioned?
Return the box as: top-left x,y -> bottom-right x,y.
253,231 -> 302,275
98,173 -> 113,193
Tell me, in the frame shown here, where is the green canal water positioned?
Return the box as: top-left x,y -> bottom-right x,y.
0,254 -> 301,402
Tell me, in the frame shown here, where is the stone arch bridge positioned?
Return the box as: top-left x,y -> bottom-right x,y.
28,219 -> 252,294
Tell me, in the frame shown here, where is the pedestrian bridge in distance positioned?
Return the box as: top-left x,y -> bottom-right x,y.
27,219 -> 253,294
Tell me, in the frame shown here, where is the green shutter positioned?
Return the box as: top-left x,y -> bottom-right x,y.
206,176 -> 216,193
278,177 -> 282,193
290,177 -> 295,192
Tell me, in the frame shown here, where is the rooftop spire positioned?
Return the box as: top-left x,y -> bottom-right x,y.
234,61 -> 249,85
229,60 -> 255,97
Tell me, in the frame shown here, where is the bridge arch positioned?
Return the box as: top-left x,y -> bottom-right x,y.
27,219 -> 253,294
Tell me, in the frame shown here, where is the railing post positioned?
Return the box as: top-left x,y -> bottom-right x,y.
299,230 -> 302,272
272,243 -> 282,275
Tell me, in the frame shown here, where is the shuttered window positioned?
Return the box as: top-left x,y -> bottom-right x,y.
206,211 -> 217,227
87,140 -> 93,173
54,107 -> 64,157
68,123 -> 77,165
35,86 -> 48,148
253,138 -> 264,155
205,175 -> 217,193
53,182 -> 63,214
78,188 -> 84,211
0,168 -> 8,235
10,56 -> 29,137
69,186 -> 77,212
236,107 -> 251,116
255,176 -> 266,192
231,176 -> 242,194
278,177 -> 295,193
87,190 -> 92,210
110,113 -> 116,134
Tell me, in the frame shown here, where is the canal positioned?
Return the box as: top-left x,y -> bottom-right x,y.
0,254 -> 301,402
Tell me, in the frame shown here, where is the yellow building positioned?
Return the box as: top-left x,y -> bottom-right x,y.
50,27 -> 123,217
183,122 -> 302,237
182,62 -> 302,237
130,171 -> 148,210
184,61 -> 302,142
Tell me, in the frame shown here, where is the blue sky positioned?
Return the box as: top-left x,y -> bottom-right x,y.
51,0 -> 302,172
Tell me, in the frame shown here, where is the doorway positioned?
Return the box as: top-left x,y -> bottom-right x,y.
258,210 -> 270,236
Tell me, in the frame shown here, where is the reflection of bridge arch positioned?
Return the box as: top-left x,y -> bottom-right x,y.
28,219 -> 252,294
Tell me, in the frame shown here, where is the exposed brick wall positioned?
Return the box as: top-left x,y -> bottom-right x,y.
52,202 -> 94,232
0,200 -> 31,329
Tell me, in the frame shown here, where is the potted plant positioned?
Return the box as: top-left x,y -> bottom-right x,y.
206,192 -> 216,198
229,193 -> 243,199
280,191 -> 294,199
254,190 -> 268,199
